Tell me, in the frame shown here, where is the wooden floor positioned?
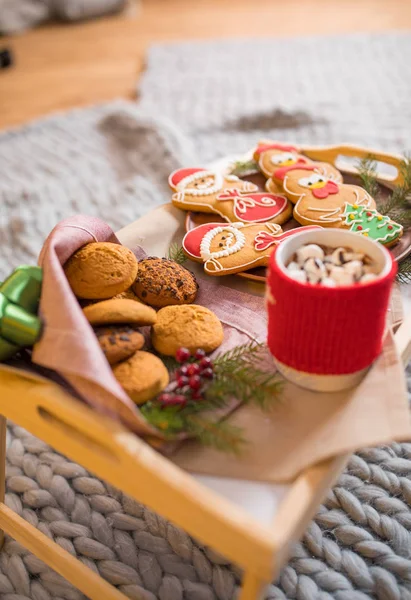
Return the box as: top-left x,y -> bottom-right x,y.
0,0 -> 410,129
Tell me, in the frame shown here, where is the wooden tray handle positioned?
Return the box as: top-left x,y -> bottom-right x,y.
301,144 -> 405,188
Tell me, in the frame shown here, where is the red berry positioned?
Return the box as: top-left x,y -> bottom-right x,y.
177,376 -> 189,388
158,393 -> 186,407
199,357 -> 213,370
201,368 -> 214,380
191,390 -> 203,401
176,347 -> 191,363
194,349 -> 206,360
189,375 -> 201,390
176,365 -> 189,377
388,225 -> 393,230
357,225 -> 363,231
172,394 -> 187,406
366,212 -> 372,217
158,393 -> 173,405
187,363 -> 200,376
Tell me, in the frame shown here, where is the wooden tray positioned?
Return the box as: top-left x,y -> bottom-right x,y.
186,144 -> 410,283
0,205 -> 409,600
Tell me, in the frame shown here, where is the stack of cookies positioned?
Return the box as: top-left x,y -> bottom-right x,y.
64,242 -> 223,406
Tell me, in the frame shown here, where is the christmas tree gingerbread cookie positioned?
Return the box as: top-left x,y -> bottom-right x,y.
253,141 -> 343,185
182,221 -> 320,276
276,165 -> 377,227
343,204 -> 403,247
169,167 -> 293,225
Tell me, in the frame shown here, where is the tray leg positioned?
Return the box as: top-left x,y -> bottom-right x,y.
239,570 -> 270,600
0,416 -> 6,550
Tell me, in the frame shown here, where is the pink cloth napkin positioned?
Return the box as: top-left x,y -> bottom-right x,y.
35,215 -> 268,437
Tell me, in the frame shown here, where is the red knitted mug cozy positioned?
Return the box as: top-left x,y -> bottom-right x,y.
267,246 -> 397,375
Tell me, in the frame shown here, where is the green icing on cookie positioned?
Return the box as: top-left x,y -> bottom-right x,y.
343,203 -> 403,245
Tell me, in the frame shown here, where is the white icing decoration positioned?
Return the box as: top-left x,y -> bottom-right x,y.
241,180 -> 259,193
200,226 -> 246,261
176,170 -> 223,196
298,173 -> 326,188
225,174 -> 240,182
270,152 -> 296,165
305,206 -> 342,223
235,195 -> 277,214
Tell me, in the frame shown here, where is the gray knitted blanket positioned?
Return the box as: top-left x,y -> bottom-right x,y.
1,32 -> 411,600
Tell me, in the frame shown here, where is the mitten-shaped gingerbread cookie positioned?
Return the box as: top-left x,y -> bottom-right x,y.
254,141 -> 342,185
169,167 -> 292,225
279,165 -> 376,227
183,221 -> 320,276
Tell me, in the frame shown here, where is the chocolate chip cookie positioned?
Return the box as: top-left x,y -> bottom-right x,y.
132,257 -> 198,308
95,325 -> 145,365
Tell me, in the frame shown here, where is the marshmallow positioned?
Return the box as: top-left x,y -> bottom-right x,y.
321,277 -> 337,288
328,266 -> 355,286
287,269 -> 307,283
360,273 -> 378,284
303,257 -> 327,284
343,260 -> 364,281
324,247 -> 346,266
295,244 -> 324,265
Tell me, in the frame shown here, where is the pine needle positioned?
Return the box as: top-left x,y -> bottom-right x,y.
397,254 -> 411,284
229,159 -> 259,177
211,341 -> 283,410
167,244 -> 187,264
357,156 -> 380,199
185,415 -> 246,454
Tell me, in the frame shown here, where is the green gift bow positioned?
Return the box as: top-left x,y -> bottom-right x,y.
0,266 -> 43,361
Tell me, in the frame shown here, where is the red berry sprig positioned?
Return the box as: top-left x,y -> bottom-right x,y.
157,347 -> 214,407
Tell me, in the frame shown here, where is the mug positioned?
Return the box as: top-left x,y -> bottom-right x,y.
266,228 -> 397,392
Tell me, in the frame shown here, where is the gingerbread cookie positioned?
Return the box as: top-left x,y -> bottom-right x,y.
64,242 -> 138,300
342,204 -> 403,247
169,167 -> 292,225
253,141 -> 342,185
95,325 -> 145,365
133,257 -> 199,307
113,351 -> 169,404
183,221 -> 321,276
152,305 -> 224,356
83,298 -> 157,326
279,165 -> 377,227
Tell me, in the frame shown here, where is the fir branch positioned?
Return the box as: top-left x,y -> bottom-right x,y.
379,157 -> 411,224
167,244 -> 187,265
356,155 -> 411,229
229,159 -> 259,177
144,341 -> 283,453
397,254 -> 411,284
211,341 -> 283,410
356,156 -> 380,199
140,403 -> 185,436
185,415 -> 246,454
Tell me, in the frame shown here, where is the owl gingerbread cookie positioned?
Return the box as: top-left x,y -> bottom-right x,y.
182,221 -> 320,276
169,167 -> 293,225
279,165 -> 377,227
253,141 -> 343,185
